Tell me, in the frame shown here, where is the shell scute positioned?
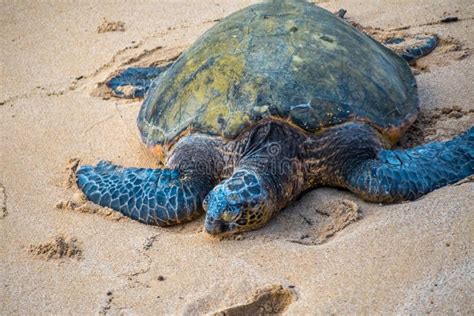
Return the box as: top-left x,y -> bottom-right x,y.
138,1 -> 417,147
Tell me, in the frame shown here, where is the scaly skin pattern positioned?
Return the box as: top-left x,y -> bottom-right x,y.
77,121 -> 473,234
303,123 -> 474,202
106,66 -> 170,98
77,135 -> 224,226
76,163 -> 199,225
204,122 -> 306,234
346,125 -> 473,202
384,35 -> 439,63
76,0 -> 466,234
204,169 -> 274,235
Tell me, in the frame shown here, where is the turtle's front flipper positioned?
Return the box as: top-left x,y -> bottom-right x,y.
76,161 -> 209,225
313,123 -> 473,203
107,65 -> 171,98
384,34 -> 438,63
76,135 -> 223,225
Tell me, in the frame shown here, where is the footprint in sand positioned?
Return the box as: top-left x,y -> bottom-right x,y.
212,285 -> 295,316
289,199 -> 362,246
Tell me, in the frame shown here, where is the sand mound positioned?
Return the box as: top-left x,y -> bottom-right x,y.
97,19 -> 125,33
55,194 -> 126,222
64,158 -> 80,189
29,235 -> 82,260
115,84 -> 137,98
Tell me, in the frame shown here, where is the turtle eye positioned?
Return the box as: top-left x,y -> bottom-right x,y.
221,210 -> 235,223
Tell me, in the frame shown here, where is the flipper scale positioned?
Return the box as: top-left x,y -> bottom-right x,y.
76,161 -> 205,225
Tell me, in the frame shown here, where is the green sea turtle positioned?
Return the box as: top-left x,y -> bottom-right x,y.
77,0 -> 473,235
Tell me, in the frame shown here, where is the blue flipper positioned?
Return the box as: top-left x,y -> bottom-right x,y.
384,35 -> 438,63
346,126 -> 473,202
106,65 -> 170,98
333,9 -> 437,63
76,161 -> 205,225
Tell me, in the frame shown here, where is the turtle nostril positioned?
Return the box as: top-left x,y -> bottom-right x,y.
205,215 -> 214,223
216,221 -> 227,233
204,219 -> 228,235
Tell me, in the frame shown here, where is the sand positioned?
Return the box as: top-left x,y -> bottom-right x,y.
1,0 -> 473,314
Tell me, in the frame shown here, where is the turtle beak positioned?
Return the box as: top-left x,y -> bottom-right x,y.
204,217 -> 230,235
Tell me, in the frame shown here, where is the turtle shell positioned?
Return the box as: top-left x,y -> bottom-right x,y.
138,0 -> 418,154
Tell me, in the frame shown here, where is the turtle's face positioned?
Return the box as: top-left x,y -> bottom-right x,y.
203,170 -> 273,235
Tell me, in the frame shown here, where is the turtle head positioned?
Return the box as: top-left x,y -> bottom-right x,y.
203,170 -> 273,235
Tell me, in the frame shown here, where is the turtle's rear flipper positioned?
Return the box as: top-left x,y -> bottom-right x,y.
76,161 -> 206,225
106,65 -> 171,98
333,8 -> 437,63
321,123 -> 473,203
384,34 -> 438,63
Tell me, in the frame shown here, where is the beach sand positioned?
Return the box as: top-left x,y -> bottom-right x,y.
1,1 -> 473,314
